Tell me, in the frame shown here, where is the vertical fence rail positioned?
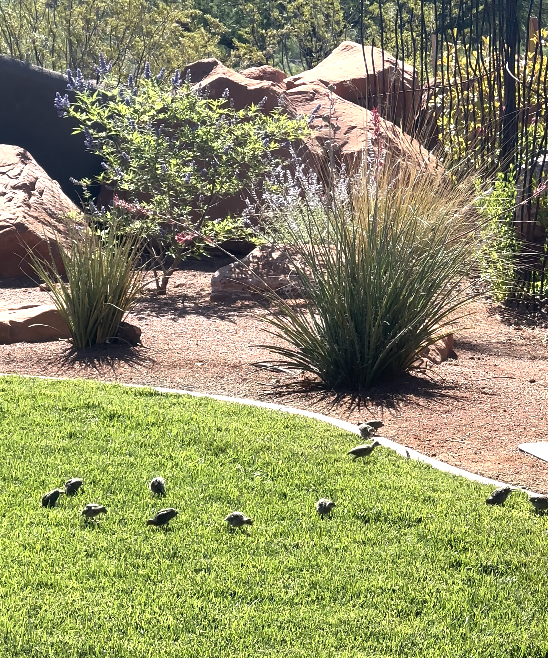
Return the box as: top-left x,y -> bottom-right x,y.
374,0 -> 548,305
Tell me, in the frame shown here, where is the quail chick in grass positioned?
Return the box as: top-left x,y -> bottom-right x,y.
486,486 -> 512,505
42,488 -> 64,508
81,503 -> 107,521
357,423 -> 376,439
149,477 -> 166,496
64,478 -> 83,496
348,441 -> 381,460
225,511 -> 253,528
147,508 -> 178,527
529,494 -> 548,511
316,498 -> 336,516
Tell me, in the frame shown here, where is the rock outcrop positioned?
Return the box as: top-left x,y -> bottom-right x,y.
240,65 -> 286,85
0,145 -> 81,279
0,303 -> 71,343
211,245 -> 302,301
284,41 -> 421,131
282,82 -> 434,172
183,59 -> 282,112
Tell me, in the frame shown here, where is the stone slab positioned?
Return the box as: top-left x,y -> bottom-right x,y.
519,442 -> 548,462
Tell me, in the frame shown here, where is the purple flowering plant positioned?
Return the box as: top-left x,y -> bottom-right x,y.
58,59 -> 308,293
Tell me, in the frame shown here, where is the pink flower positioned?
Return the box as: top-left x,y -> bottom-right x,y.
175,233 -> 195,245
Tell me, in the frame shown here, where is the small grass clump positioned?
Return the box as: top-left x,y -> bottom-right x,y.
0,375 -> 547,657
29,219 -> 144,349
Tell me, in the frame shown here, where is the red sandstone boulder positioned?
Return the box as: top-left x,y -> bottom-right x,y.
0,303 -> 70,343
285,41 -> 420,131
183,59 -> 281,112
211,245 -> 302,301
0,145 -> 80,279
240,65 -> 286,85
282,83 -> 435,171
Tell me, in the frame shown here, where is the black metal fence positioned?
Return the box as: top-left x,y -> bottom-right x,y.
369,0 -> 548,303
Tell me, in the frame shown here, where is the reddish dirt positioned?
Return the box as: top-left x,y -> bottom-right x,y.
1,258 -> 548,493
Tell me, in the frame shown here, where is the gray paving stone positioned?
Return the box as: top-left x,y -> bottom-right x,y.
519,443 -> 548,462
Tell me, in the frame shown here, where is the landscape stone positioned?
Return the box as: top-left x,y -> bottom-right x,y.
419,334 -> 457,365
0,145 -> 81,278
284,41 -> 420,130
211,245 -> 302,301
0,303 -> 71,344
282,82 -> 436,171
183,58 -> 281,112
240,65 -> 286,85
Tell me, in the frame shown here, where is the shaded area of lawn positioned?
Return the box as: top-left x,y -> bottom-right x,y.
0,375 -> 547,657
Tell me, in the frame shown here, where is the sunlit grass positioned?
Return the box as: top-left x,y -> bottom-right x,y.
0,375 -> 547,657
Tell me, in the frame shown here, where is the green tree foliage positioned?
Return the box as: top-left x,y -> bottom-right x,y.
0,0 -> 225,79
60,62 -> 308,293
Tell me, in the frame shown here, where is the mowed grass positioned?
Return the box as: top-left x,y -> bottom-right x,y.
0,376 -> 547,657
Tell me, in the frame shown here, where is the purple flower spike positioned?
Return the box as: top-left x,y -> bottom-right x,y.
171,70 -> 180,87
54,92 -> 70,117
200,168 -> 207,178
183,172 -> 191,184
144,62 -> 151,80
257,96 -> 268,109
161,163 -> 167,174
222,88 -> 230,99
156,67 -> 166,81
83,126 -> 94,149
101,162 -> 109,170
66,69 -> 75,89
128,74 -> 134,88
121,152 -> 131,162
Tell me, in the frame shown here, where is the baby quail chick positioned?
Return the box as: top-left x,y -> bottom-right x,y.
357,423 -> 376,439
529,494 -> 548,511
486,486 -> 512,505
348,441 -> 381,459
363,419 -> 384,431
316,498 -> 336,516
81,503 -> 107,521
147,508 -> 178,527
65,478 -> 83,496
149,477 -> 166,496
42,488 -> 64,508
225,511 -> 253,528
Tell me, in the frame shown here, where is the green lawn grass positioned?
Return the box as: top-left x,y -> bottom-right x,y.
0,374 -> 546,657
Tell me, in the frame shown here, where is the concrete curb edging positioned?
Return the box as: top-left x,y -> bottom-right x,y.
2,372 -> 534,494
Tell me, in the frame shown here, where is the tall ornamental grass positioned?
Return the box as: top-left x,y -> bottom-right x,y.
29,219 -> 144,349
257,155 -> 482,390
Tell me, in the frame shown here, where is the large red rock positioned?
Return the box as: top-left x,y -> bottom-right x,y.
282,83 -> 435,172
240,65 -> 286,85
183,59 -> 281,112
285,41 -> 420,131
0,145 -> 80,279
0,303 -> 70,343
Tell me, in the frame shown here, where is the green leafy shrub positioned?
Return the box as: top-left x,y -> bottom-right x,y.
475,171 -> 521,302
255,148 -> 481,390
28,219 -> 144,349
58,62 -> 307,292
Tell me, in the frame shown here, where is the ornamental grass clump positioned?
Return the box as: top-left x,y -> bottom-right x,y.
257,152 -> 482,390
29,219 -> 144,349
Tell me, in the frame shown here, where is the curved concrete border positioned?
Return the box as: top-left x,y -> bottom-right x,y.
0,372 -> 531,493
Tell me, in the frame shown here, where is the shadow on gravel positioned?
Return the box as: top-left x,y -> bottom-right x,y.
259,369 -> 465,416
53,343 -> 154,376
